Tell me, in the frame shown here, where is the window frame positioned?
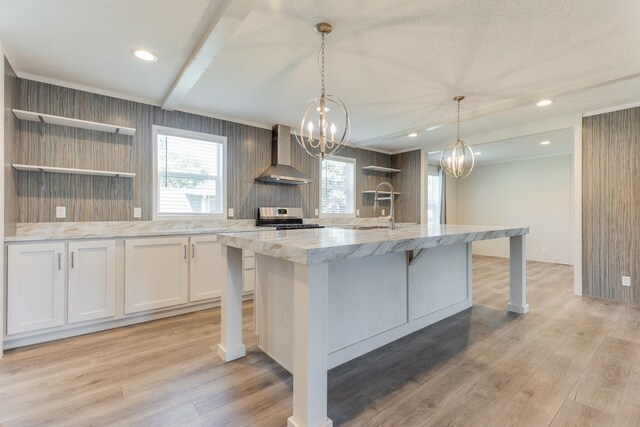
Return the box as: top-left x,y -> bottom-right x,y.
152,125 -> 227,220
319,154 -> 357,219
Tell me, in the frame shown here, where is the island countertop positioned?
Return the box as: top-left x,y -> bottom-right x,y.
217,224 -> 529,265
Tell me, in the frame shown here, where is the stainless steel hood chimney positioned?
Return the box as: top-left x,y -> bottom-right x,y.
255,125 -> 311,185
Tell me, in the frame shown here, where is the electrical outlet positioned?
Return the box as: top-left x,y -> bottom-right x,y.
56,206 -> 66,219
133,207 -> 142,218
228,208 -> 234,218
382,209 -> 385,216
541,246 -> 547,253
356,209 -> 360,217
315,208 -> 319,217
622,276 -> 631,287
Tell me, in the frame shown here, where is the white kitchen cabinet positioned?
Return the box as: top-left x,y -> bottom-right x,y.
68,240 -> 116,324
124,237 -> 189,314
7,242 -> 66,334
189,235 -> 223,302
243,250 -> 256,293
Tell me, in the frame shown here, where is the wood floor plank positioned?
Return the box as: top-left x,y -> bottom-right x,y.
489,310 -> 615,427
612,335 -> 640,426
413,304 -> 584,426
568,337 -> 638,412
550,399 -> 613,427
610,304 -> 640,344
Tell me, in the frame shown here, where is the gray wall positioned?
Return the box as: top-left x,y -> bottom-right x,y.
391,149 -> 421,223
583,107 -> 639,303
12,78 -> 420,223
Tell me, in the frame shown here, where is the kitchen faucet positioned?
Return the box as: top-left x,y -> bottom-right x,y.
374,181 -> 395,230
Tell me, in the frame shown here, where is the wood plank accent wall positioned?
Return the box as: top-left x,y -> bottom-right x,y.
13,79 -> 420,222
391,149 -> 421,223
4,57 -> 18,235
583,108 -> 640,303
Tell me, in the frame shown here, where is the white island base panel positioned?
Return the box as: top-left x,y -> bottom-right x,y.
255,243 -> 472,372
217,228 -> 529,427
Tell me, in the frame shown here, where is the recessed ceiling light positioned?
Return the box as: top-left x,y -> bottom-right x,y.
540,140 -> 551,145
408,132 -> 418,137
536,99 -> 553,107
132,49 -> 158,62
474,151 -> 482,155
426,125 -> 442,131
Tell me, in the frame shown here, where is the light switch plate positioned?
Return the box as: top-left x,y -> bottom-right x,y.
623,276 -> 631,287
228,208 -> 234,218
315,208 -> 319,217
133,207 -> 142,218
356,209 -> 360,217
382,209 -> 386,216
56,206 -> 66,219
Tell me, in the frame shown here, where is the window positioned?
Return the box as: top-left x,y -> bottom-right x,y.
427,164 -> 442,224
320,155 -> 356,217
153,126 -> 226,218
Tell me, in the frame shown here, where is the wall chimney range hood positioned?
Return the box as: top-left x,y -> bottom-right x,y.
255,125 -> 311,185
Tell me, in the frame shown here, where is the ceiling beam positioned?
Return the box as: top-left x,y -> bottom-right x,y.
161,0 -> 254,111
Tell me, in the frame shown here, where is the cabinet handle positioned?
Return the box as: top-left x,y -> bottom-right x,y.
58,252 -> 62,270
71,251 -> 75,268
192,244 -> 195,258
184,245 -> 187,259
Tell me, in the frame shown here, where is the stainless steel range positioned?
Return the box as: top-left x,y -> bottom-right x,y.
256,207 -> 324,230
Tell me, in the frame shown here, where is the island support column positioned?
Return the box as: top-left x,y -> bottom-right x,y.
508,235 -> 530,314
288,262 -> 333,427
217,245 -> 246,362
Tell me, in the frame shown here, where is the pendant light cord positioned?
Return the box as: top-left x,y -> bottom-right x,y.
457,98 -> 461,142
320,32 -> 326,98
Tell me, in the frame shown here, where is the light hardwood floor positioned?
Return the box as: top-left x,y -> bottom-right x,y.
1,255 -> 639,426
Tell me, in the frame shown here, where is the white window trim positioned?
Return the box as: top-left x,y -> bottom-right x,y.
152,125 -> 227,220
319,154 -> 357,219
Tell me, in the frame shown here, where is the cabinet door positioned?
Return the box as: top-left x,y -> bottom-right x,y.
7,242 -> 66,334
68,240 -> 116,324
124,237 -> 189,314
189,235 -> 223,302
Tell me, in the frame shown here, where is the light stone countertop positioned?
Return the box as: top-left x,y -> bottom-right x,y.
4,220 -> 267,242
3,218 -> 404,242
217,224 -> 530,265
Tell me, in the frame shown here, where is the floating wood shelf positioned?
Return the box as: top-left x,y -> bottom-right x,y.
362,190 -> 401,195
361,165 -> 401,173
12,109 -> 136,136
12,164 -> 136,178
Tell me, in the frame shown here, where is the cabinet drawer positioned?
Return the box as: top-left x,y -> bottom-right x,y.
243,269 -> 255,293
243,256 -> 255,270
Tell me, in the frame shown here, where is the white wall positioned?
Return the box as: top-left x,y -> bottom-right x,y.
0,40 -> 5,357
445,174 -> 458,224
455,155 -> 573,265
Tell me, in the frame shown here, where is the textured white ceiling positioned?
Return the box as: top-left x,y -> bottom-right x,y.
427,128 -> 574,166
1,0 -> 639,151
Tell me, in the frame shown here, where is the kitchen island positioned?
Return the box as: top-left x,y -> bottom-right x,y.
216,224 -> 529,427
